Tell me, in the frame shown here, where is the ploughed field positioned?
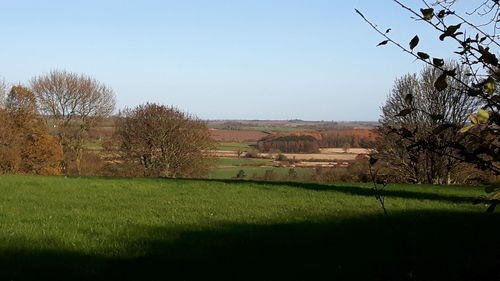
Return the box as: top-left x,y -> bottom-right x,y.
0,175 -> 499,280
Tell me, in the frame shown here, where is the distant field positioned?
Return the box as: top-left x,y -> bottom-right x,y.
210,126 -> 302,132
216,142 -> 255,151
208,166 -> 314,179
210,129 -> 268,142
216,158 -> 272,166
0,175 -> 497,280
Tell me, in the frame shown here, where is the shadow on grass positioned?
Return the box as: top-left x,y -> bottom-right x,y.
184,178 -> 484,205
61,176 -> 484,205
0,211 -> 499,281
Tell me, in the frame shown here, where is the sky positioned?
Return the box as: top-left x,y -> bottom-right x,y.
0,0 -> 471,121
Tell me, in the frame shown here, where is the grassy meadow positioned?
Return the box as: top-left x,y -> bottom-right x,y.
216,142 -> 255,151
208,165 -> 314,179
0,175 -> 498,280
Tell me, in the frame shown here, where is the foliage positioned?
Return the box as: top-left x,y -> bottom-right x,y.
0,86 -> 62,175
116,103 -> 215,178
30,70 -> 116,175
357,0 -> 500,211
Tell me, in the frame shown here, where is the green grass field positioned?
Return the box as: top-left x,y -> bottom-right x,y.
0,175 -> 498,280
208,166 -> 314,179
216,157 -> 273,166
216,142 -> 255,151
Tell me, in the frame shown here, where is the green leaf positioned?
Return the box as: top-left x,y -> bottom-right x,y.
396,108 -> 413,117
469,114 -> 479,124
459,124 -> 475,133
484,77 -> 496,94
377,40 -> 389,46
417,52 -> 430,60
420,8 -> 434,20
433,58 -> 444,67
409,35 -> 419,50
477,109 -> 490,123
434,73 -> 448,91
447,24 -> 461,34
404,94 -> 413,105
439,24 -> 462,41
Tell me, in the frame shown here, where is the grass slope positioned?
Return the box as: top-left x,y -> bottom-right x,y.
0,175 -> 498,280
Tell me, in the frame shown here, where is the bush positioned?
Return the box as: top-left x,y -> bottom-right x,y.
245,149 -> 260,159
116,103 -> 215,178
276,153 -> 287,161
235,170 -> 246,179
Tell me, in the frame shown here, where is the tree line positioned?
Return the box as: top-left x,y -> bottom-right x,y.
0,70 -> 214,178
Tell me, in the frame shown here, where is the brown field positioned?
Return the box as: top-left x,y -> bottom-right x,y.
209,129 -> 269,142
217,148 -> 371,162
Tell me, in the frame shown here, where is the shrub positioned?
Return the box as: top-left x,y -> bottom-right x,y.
116,103 -> 215,178
235,170 -> 246,179
276,153 -> 287,161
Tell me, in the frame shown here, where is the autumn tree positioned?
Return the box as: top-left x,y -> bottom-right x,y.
30,70 -> 116,175
0,86 -> 62,175
376,64 -> 482,184
116,103 -> 215,178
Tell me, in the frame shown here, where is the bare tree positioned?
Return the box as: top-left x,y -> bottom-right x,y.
116,103 -> 215,178
357,0 -> 500,211
30,70 -> 116,175
376,64 -> 482,184
0,77 -> 7,108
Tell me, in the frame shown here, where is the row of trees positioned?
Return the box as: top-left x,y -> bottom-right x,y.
0,70 -> 214,178
319,131 -> 374,148
257,135 -> 320,153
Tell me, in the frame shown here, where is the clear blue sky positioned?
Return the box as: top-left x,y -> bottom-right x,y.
0,0 -> 465,121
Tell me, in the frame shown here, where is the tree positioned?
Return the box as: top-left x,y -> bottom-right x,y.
357,0 -> 500,211
30,70 -> 116,175
0,77 -> 6,107
0,86 -> 62,175
377,64 -> 482,184
116,103 -> 215,178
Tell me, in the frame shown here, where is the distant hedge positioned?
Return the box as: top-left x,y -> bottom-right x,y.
257,135 -> 319,153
